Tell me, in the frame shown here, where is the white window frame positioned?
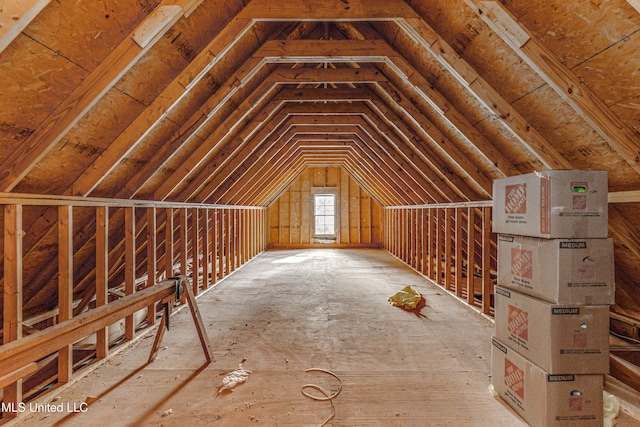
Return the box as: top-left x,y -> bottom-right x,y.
312,188 -> 338,240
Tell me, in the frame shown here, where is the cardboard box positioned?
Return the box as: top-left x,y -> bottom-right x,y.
494,286 -> 609,374
492,170 -> 608,238
497,234 -> 614,305
491,337 -> 603,427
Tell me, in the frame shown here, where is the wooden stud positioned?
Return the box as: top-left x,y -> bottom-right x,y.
431,209 -> 437,279
146,207 -> 157,326
409,209 -> 415,268
165,208 -> 174,279
125,207 -> 136,340
202,209 -> 210,290
444,208 -> 453,291
57,205 -> 73,384
96,206 -> 109,359
243,209 -> 248,264
215,209 -> 222,281
433,210 -> 439,283
482,207 -> 493,315
420,209 -> 427,275
467,208 -> 476,306
191,208 -> 200,295
3,204 -> 23,416
225,210 -> 231,276
180,209 -> 188,279
455,208 -> 464,298
218,209 -> 225,279
231,210 -> 237,271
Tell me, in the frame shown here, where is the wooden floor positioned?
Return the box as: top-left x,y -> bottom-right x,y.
12,249 -> 593,426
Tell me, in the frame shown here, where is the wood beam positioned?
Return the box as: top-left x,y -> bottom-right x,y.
146,207 -> 157,326
372,81 -> 505,193
262,150 -> 396,206
124,207 -> 136,340
287,114 -> 448,201
362,98 -> 482,200
95,206 -> 109,359
0,281 -> 177,377
628,0 -> 640,14
0,0 -> 186,192
201,209 -> 210,290
233,143 -> 388,207
341,22 -> 524,180
0,0 -> 50,54
396,16 -> 570,170
57,205 -> 73,384
266,66 -> 386,84
256,39 -> 393,63
466,0 -> 640,174
191,208 -> 199,294
67,16 -> 254,198
230,139 -> 406,205
185,94 -> 444,206
197,116 -> 428,205
3,204 -> 23,416
237,0 -> 418,21
152,37 -> 500,205
209,136 -> 365,204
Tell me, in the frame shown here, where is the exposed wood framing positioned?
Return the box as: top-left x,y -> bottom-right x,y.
2,0 -> 640,402
466,0 -> 640,174
96,206 -> 109,359
383,204 -> 495,313
0,193 -> 265,406
57,205 -> 73,383
0,0 -> 50,54
3,204 -> 23,417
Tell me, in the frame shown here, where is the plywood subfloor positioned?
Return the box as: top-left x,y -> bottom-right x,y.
14,249 -> 607,426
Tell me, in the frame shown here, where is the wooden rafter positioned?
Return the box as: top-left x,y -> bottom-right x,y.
0,0 -> 50,54
69,16 -> 255,198
186,107 -> 446,204
223,137 -> 404,206
395,16 -> 571,171
0,0 -> 187,192
194,114 -> 431,204
149,37 -> 506,205
628,0 -> 640,14
227,144 -> 391,205
464,0 -> 640,174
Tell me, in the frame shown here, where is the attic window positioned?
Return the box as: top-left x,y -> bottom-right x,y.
314,194 -> 336,238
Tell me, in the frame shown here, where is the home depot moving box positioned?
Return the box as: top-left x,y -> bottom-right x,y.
497,234 -> 614,305
494,286 -> 609,374
492,170 -> 608,238
491,337 -> 603,427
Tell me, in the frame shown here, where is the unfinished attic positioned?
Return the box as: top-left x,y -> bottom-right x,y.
1,0 -> 640,425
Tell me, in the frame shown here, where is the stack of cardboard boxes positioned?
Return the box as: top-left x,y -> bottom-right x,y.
490,170 -> 614,426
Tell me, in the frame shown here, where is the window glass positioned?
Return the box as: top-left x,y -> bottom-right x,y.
314,194 -> 336,236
